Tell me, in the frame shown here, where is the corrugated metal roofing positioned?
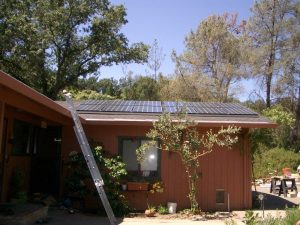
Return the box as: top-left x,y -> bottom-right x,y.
76,100 -> 258,116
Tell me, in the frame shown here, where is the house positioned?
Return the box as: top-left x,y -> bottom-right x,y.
0,70 -> 276,212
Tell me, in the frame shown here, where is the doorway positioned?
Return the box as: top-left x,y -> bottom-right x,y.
30,126 -> 62,197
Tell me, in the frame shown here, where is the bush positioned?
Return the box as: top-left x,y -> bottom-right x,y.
253,147 -> 300,178
284,208 -> 300,225
157,205 -> 168,215
70,89 -> 116,100
243,209 -> 300,225
65,146 -> 129,216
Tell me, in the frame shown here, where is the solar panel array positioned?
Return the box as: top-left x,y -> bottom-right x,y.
77,100 -> 258,116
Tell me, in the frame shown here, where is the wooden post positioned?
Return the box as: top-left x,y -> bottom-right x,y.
0,100 -> 5,201
0,101 -> 4,153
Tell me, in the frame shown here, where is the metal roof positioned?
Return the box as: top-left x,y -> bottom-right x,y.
76,100 -> 258,116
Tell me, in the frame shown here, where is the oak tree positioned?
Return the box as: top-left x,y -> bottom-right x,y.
0,0 -> 148,99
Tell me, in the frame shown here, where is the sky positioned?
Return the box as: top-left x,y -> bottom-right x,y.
100,0 -> 256,101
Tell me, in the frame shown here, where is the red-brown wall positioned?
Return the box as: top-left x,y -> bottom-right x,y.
61,124 -> 252,211
0,85 -> 70,201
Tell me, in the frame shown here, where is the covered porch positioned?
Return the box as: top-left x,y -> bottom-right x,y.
0,71 -> 71,202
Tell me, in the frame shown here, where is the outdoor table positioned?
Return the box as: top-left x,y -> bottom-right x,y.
270,177 -> 298,197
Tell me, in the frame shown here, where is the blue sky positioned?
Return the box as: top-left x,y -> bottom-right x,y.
100,0 -> 256,101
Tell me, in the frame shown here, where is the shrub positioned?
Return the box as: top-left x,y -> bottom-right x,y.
157,205 -> 168,215
283,208 -> 300,225
243,209 -> 300,225
253,147 -> 300,178
65,146 -> 129,216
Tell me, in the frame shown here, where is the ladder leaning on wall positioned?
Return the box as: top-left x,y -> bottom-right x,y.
63,91 -> 117,225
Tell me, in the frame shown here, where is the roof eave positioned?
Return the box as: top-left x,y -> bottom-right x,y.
0,70 -> 71,118
83,117 -> 277,128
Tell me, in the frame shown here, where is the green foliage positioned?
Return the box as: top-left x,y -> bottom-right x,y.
251,105 -> 296,152
224,218 -> 238,225
0,0 -> 148,99
243,211 -> 259,225
258,216 -> 283,225
69,89 -> 116,100
65,146 -> 129,216
137,112 -> 240,213
122,76 -> 159,100
157,205 -> 168,215
283,208 -> 300,225
253,147 -> 300,178
262,106 -> 295,127
242,208 -> 300,225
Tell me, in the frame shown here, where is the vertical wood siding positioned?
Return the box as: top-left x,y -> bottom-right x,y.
61,124 -> 252,211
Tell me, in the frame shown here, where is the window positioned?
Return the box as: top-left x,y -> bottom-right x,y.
119,137 -> 160,179
12,119 -> 33,155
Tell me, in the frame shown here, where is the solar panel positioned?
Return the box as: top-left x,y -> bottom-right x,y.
76,100 -> 258,116
103,105 -> 133,112
163,101 -> 184,107
133,105 -> 162,113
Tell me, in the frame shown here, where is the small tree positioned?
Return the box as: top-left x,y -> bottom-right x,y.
137,113 -> 240,213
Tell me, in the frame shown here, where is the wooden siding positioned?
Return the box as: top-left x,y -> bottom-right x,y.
0,85 -> 70,201
61,124 -> 252,211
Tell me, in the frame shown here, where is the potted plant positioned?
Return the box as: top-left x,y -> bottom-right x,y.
144,181 -> 164,216
145,204 -> 156,217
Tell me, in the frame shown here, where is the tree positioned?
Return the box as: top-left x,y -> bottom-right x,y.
0,0 -> 148,99
251,104 -> 296,151
77,77 -> 101,91
147,39 -> 165,81
246,0 -> 296,108
97,78 -> 120,97
121,76 -> 159,100
69,89 -> 116,100
137,113 -> 239,213
158,73 -> 215,102
173,14 -> 246,102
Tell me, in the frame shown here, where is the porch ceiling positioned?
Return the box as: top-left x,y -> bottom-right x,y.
0,70 -> 71,124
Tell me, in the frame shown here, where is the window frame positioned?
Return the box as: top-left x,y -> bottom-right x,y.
118,136 -> 161,181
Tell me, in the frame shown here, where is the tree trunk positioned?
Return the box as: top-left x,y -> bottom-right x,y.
266,73 -> 272,108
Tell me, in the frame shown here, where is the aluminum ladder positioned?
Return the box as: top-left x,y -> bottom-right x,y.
64,92 -> 117,225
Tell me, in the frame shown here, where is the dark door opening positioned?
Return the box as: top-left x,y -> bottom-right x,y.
30,126 -> 61,197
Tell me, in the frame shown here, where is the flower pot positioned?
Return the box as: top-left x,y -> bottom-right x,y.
121,184 -> 127,191
167,202 -> 177,214
282,168 -> 291,177
127,182 -> 149,191
145,209 -> 155,217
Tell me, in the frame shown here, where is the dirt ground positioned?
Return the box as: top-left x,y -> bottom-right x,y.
30,208 -> 289,225
29,186 -> 300,225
